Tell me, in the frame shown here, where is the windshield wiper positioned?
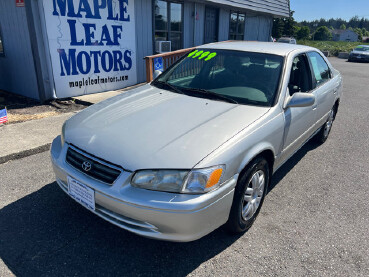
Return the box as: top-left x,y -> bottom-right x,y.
153,81 -> 185,95
181,87 -> 239,104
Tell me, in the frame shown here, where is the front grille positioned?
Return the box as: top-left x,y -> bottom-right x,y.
66,146 -> 121,184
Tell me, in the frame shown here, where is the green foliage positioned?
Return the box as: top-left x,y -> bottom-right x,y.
272,18 -> 284,38
296,26 -> 310,40
314,26 -> 332,41
272,11 -> 297,38
299,16 -> 369,32
298,40 -> 369,56
354,28 -> 363,41
340,24 -> 346,30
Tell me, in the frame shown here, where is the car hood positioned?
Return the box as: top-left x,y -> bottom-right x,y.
64,84 -> 269,170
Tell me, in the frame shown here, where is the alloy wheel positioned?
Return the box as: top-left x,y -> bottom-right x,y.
241,170 -> 265,221
323,109 -> 335,138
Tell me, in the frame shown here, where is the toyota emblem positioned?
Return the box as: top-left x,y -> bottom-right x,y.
82,161 -> 92,172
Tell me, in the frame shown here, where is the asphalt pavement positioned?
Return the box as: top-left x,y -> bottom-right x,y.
0,58 -> 368,276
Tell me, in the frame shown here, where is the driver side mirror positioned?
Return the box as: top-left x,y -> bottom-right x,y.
285,92 -> 315,109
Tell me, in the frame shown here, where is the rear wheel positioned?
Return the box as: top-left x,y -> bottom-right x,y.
226,157 -> 270,233
315,108 -> 335,143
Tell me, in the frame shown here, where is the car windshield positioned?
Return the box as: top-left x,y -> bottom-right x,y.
354,46 -> 369,51
278,38 -> 290,43
153,49 -> 284,107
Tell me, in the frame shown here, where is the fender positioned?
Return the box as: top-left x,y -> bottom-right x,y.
237,142 -> 276,174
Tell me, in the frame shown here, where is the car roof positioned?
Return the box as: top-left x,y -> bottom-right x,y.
199,41 -> 314,56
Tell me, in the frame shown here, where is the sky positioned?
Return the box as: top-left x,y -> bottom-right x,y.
291,0 -> 369,22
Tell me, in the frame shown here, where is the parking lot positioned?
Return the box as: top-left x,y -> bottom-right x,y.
0,57 -> 368,277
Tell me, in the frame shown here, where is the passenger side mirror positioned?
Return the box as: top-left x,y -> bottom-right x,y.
153,70 -> 163,79
285,92 -> 315,109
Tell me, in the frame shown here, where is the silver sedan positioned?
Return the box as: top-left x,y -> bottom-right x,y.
348,45 -> 369,62
51,42 -> 342,242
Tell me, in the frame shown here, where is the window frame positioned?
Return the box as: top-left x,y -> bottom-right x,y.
228,11 -> 246,41
153,0 -> 184,53
288,53 -> 314,95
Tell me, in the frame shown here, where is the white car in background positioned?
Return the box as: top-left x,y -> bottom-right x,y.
278,37 -> 297,44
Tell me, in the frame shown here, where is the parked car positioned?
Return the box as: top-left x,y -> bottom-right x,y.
277,37 -> 297,44
348,45 -> 369,62
51,42 -> 342,242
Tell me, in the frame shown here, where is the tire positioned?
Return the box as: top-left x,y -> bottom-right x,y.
225,157 -> 270,234
315,107 -> 335,144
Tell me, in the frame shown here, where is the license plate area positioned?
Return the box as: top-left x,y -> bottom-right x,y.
67,176 -> 95,211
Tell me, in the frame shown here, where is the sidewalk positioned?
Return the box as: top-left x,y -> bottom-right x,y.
0,113 -> 74,164
0,84 -> 145,164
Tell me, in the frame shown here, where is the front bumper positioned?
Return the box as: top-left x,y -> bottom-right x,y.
50,136 -> 237,242
349,54 -> 369,62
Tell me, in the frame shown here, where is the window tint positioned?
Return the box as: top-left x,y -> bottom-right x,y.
288,55 -> 312,95
307,52 -> 331,86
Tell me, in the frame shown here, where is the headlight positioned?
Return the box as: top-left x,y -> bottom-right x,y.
131,165 -> 225,194
61,122 -> 66,147
182,165 -> 225,193
131,170 -> 189,192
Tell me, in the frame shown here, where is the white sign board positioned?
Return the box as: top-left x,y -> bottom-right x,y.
42,0 -> 137,98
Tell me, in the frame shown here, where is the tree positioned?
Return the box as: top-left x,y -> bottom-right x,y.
283,11 -> 297,37
272,18 -> 284,38
272,10 -> 297,38
354,28 -> 363,41
314,26 -> 332,41
296,26 -> 310,40
340,24 -> 346,30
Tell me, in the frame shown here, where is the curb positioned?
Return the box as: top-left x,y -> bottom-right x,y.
0,144 -> 51,165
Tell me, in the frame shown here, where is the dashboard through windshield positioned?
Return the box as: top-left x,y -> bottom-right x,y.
153,49 -> 284,107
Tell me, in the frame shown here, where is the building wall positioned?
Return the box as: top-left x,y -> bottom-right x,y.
194,3 -> 206,46
244,14 -> 272,41
183,2 -> 194,48
340,31 -> 358,42
0,0 -> 39,99
218,7 -> 230,41
135,0 -> 154,83
204,0 -> 289,17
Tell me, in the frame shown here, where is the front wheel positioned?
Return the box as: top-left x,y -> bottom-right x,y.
225,157 -> 270,233
315,108 -> 335,143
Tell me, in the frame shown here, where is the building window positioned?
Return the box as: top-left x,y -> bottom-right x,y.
229,12 -> 245,40
154,0 -> 183,51
0,25 -> 4,56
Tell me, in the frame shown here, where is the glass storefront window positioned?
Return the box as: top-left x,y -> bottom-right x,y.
154,0 -> 183,51
229,12 -> 246,40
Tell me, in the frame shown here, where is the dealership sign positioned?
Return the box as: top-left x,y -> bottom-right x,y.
42,0 -> 137,97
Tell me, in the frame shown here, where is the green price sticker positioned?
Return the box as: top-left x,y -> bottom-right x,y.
188,50 -> 217,61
